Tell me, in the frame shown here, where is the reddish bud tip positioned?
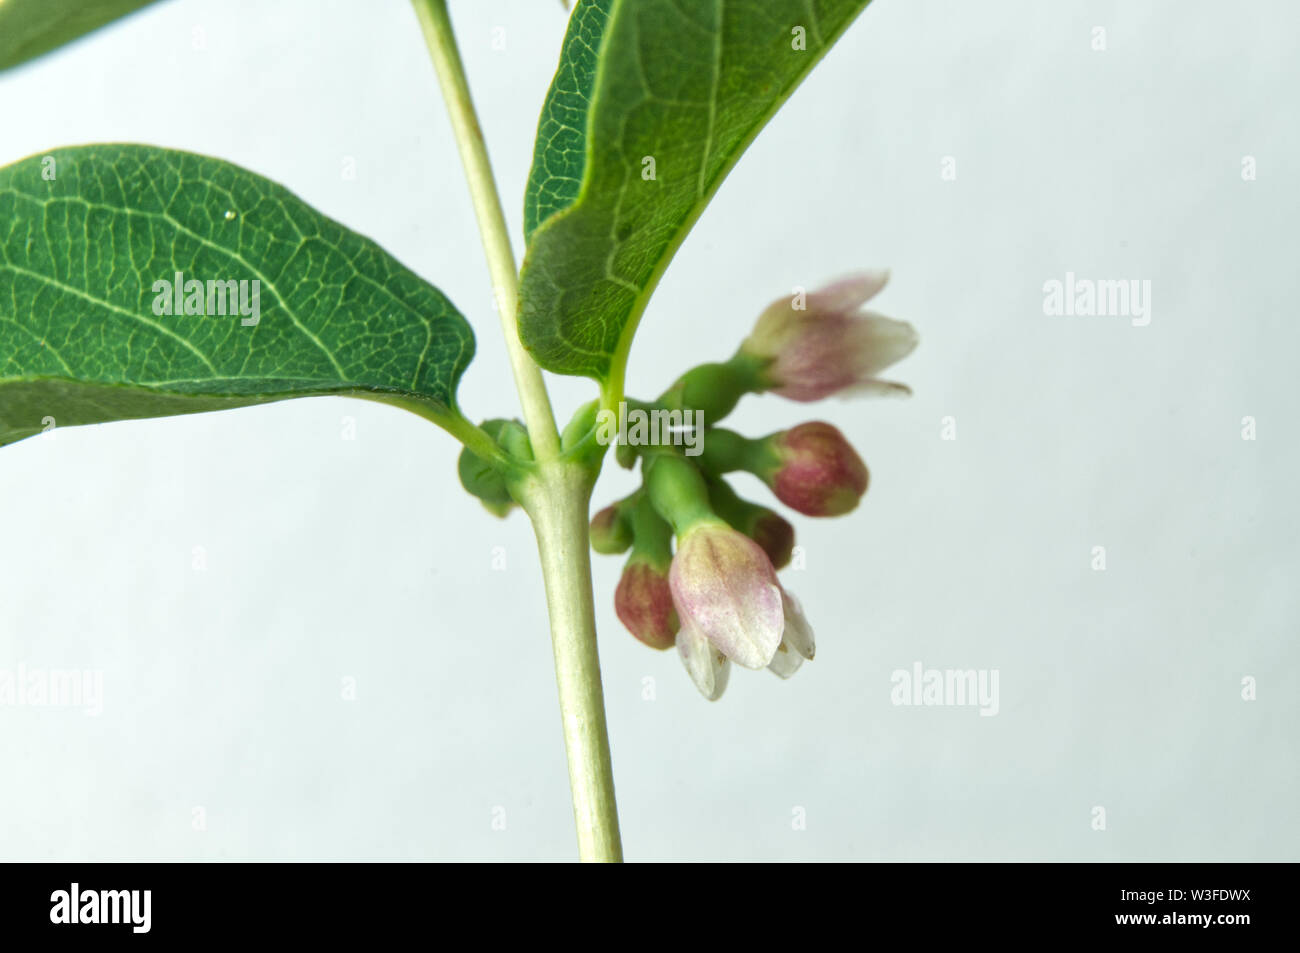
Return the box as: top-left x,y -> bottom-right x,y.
768,421 -> 869,517
615,560 -> 678,650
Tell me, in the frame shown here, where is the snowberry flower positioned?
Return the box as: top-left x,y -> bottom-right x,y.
679,581 -> 815,695
741,271 -> 917,402
763,421 -> 869,517
676,620 -> 730,701
667,520 -> 784,670
767,589 -> 816,678
614,556 -> 678,650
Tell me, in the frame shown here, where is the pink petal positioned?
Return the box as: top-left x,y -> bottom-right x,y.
848,313 -> 919,375
805,270 -> 890,314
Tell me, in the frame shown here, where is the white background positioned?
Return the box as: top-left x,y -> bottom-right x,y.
0,0 -> 1295,861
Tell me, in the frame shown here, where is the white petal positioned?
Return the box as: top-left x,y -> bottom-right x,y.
850,313 -> 918,375
780,589 -> 816,660
768,639 -> 804,678
678,624 -> 730,701
839,378 -> 912,399
806,270 -> 890,314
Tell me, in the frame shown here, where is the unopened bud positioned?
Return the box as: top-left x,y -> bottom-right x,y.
589,503 -> 633,554
615,556 -> 678,650
668,520 -> 783,669
765,421 -> 868,517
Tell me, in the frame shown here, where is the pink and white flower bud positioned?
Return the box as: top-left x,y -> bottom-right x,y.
768,589 -> 816,679
615,559 -> 678,650
677,621 -> 731,700
742,271 -> 917,402
766,421 -> 869,517
668,521 -> 784,669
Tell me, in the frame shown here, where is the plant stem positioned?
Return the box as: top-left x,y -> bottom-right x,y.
411,0 -> 560,460
523,464 -> 623,862
411,0 -> 623,861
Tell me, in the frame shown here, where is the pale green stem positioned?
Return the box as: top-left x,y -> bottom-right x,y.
411,0 -> 559,460
411,0 -> 623,862
520,465 -> 623,862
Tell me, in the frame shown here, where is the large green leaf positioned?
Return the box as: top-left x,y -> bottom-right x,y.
0,145 -> 475,447
522,0 -> 611,241
0,0 -> 162,71
518,0 -> 872,385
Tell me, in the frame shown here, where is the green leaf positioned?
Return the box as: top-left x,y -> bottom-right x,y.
518,0 -> 872,385
0,0 -> 162,72
0,145 -> 475,448
522,0 -> 611,241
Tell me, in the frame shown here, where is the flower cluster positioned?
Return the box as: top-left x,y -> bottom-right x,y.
591,273 -> 917,699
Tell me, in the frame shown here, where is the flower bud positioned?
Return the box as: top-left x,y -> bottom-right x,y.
615,556 -> 678,650
740,272 -> 917,402
456,418 -> 521,518
589,503 -> 633,554
668,520 -> 784,669
765,421 -> 868,517
748,509 -> 796,570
